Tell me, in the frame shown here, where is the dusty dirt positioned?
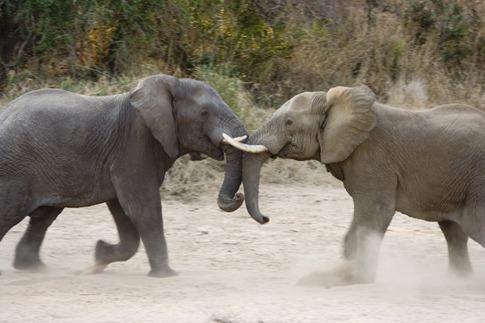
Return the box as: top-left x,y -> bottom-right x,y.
1,182 -> 485,322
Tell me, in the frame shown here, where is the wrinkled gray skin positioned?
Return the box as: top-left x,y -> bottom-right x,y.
238,85 -> 485,286
0,74 -> 247,277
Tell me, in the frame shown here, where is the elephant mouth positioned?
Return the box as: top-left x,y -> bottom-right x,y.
276,142 -> 311,160
200,137 -> 223,160
265,141 -> 292,159
213,148 -> 224,161
208,134 -> 248,161
276,143 -> 291,158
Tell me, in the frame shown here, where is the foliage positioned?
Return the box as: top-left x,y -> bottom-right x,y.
1,0 -> 485,108
404,0 -> 478,67
194,64 -> 269,131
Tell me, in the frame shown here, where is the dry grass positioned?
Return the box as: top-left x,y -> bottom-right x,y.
259,4 -> 485,112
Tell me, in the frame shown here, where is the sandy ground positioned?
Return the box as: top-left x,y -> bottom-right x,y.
1,182 -> 485,323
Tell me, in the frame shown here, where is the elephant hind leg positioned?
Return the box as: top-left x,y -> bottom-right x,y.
14,206 -> 63,271
459,193 -> 485,249
467,178 -> 485,244
0,214 -> 24,243
0,189 -> 28,274
93,200 -> 140,270
0,193 -> 30,246
439,220 -> 473,277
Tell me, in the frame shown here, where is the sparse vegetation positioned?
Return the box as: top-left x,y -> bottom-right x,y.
1,0 -> 484,198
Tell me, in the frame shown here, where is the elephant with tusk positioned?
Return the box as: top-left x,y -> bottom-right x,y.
0,74 -> 249,277
225,85 -> 485,287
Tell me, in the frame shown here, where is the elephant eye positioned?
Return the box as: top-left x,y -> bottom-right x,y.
285,119 -> 293,126
201,110 -> 209,118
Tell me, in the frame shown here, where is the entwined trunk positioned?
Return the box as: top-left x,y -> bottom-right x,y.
242,151 -> 270,224
217,144 -> 245,212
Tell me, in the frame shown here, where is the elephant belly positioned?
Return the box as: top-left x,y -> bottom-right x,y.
38,192 -> 115,208
395,190 -> 463,223
398,207 -> 458,222
31,174 -> 117,209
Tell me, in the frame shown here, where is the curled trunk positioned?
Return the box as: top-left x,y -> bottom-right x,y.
242,152 -> 270,224
217,143 -> 245,212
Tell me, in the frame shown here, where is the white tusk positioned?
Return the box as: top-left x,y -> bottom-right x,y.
222,133 -> 247,144
222,133 -> 269,154
233,135 -> 248,142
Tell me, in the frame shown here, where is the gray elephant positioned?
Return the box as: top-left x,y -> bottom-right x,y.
224,85 -> 485,286
0,74 -> 248,277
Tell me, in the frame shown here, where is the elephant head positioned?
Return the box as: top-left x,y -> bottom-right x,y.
130,74 -> 248,212
224,85 -> 377,223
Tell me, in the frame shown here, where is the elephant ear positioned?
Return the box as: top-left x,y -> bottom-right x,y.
130,75 -> 179,158
318,85 -> 376,164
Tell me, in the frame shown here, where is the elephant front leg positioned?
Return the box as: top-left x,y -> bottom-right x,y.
343,218 -> 358,260
342,195 -> 396,285
125,199 -> 177,278
349,221 -> 390,284
300,200 -> 395,287
133,209 -> 177,278
14,206 -> 63,271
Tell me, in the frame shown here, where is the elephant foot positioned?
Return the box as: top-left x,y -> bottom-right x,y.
95,239 -> 139,264
449,261 -> 473,279
95,240 -> 117,264
298,261 -> 365,288
13,256 -> 47,273
147,266 -> 178,278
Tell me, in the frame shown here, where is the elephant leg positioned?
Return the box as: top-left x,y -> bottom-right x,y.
438,220 -> 472,277
300,198 -> 395,287
343,218 -> 358,260
90,200 -> 140,273
340,192 -> 396,282
0,213 -> 24,243
109,170 -> 176,277
130,203 -> 177,278
459,192 -> 485,249
341,191 -> 397,283
351,207 -> 395,284
0,201 -> 28,274
0,190 -> 29,242
14,206 -> 63,271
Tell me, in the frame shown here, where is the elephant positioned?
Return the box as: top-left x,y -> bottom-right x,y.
224,85 -> 485,286
0,73 -> 248,277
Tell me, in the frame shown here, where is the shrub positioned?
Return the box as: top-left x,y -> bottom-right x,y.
2,0 -> 484,110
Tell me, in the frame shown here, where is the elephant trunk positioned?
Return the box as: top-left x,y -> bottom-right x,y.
242,151 -> 270,224
217,140 -> 245,212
